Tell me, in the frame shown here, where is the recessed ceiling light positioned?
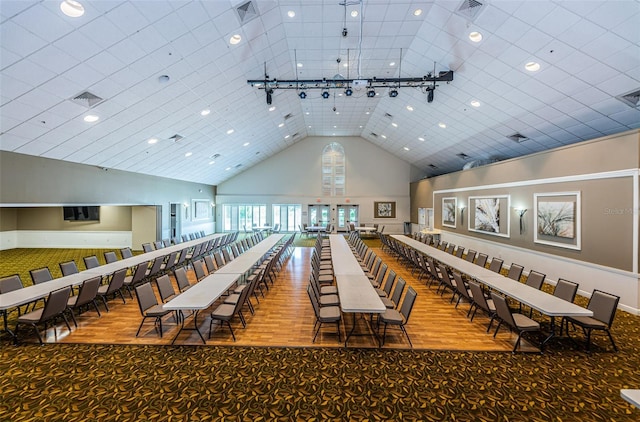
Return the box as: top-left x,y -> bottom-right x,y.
287,10 -> 295,18
359,125 -> 363,128
278,123 -> 284,128
390,62 -> 396,67
284,135 -> 290,139
413,8 -> 423,16
333,125 -> 337,128
438,122 -> 447,129
335,111 -> 340,114
351,10 -> 358,17
158,75 -> 170,83
418,137 -> 425,141
525,61 -> 541,72
470,100 -> 481,107
365,111 -> 370,115
391,122 -> 398,128
381,135 -> 387,139
147,138 -> 158,144
60,0 -> 84,17
406,105 -> 414,111
403,147 -> 410,151
269,106 -> 276,112
225,167 -> 231,171
185,152 -> 192,157
83,114 -> 99,123
469,31 -> 483,42
229,34 -> 241,45
297,63 -> 303,68
343,63 -> 348,68
226,129 -> 234,135
200,109 -> 210,116
209,161 -> 215,165
305,111 -> 310,115
243,142 -> 250,147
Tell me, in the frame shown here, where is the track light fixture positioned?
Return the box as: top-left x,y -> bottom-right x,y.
389,89 -> 398,97
367,89 -> 376,98
427,87 -> 434,103
322,90 -> 330,99
266,89 -> 273,105
299,91 -> 307,99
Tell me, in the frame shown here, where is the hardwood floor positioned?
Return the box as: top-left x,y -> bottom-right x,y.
45,244 -> 529,351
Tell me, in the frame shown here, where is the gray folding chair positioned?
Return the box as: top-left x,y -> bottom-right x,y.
565,290 -> 620,352
14,286 -> 72,344
491,291 -> 541,353
378,286 -> 417,347
135,283 -> 171,338
66,276 -> 102,327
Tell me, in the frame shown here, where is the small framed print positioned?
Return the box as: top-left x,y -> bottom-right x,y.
442,197 -> 457,228
374,201 -> 396,218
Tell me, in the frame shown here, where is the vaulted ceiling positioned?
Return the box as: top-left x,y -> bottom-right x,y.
1,0 -> 639,186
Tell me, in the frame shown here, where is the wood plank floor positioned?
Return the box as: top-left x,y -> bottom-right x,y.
41,244 -> 534,351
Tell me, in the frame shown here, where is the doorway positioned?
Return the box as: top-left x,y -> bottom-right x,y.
336,204 -> 359,232
170,203 -> 182,240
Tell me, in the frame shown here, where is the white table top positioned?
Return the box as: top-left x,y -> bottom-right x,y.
330,235 -> 385,314
214,234 -> 285,275
306,226 -> 326,231
621,389 -> 640,409
0,233 -> 225,311
163,273 -> 240,311
354,226 -> 377,232
391,234 -> 593,318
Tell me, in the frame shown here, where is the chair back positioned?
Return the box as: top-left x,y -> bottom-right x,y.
155,274 -> 176,303
214,252 -> 225,268
171,237 -> 180,245
452,272 -> 471,301
104,251 -> 119,264
454,247 -> 464,258
390,277 -> 406,307
30,267 -> 53,284
553,278 -> 578,303
193,259 -> 207,280
375,263 -> 388,286
488,258 -> 503,273
525,271 -> 546,290
41,286 -> 72,322
83,256 -> 100,269
181,235 -> 189,242
74,276 -> 101,307
120,247 -> 134,259
222,248 -> 233,263
383,270 -> 397,296
438,263 -> 455,290
59,261 -> 79,276
588,290 -> 620,327
154,241 -> 164,250
164,251 -> 178,270
135,283 -> 159,314
163,239 -> 171,248
147,256 -> 165,278
465,250 -> 477,263
230,244 -> 240,258
468,281 -> 490,312
399,286 -> 418,323
175,248 -> 189,267
174,267 -> 191,292
475,253 -> 488,267
490,292 -> 517,328
142,243 -> 154,253
0,274 -> 24,294
106,268 -> 127,294
204,255 -> 216,273
446,244 -> 456,254
129,261 -> 149,285
307,284 -> 322,318
507,264 -> 524,281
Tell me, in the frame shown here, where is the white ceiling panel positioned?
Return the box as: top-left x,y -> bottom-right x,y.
1,0 -> 638,184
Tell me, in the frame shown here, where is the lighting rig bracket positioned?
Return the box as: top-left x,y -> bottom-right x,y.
248,71 -> 454,94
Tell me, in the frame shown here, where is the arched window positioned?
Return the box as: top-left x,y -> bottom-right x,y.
322,142 -> 345,196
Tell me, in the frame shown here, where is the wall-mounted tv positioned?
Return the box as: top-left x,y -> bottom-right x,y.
63,206 -> 100,221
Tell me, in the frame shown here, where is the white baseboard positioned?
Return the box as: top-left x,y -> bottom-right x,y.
1,230 -> 133,249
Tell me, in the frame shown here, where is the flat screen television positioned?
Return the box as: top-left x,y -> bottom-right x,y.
63,206 -> 100,221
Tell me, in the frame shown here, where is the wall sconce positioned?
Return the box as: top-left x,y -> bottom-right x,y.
459,204 -> 466,226
514,207 -> 527,234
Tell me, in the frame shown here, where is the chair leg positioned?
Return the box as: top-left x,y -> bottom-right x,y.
401,325 -> 413,348
92,300 -> 102,317
136,317 -> 147,337
493,321 -> 502,338
68,309 -> 78,329
606,330 -> 618,352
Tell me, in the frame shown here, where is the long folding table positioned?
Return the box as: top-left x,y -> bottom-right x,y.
391,234 -> 593,348
162,234 -> 286,343
330,234 -> 386,347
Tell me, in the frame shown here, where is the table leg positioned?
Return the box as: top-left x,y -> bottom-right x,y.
540,315 -> 557,351
2,311 -> 16,341
171,309 -> 206,345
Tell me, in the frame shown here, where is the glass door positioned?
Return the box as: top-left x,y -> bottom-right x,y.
336,204 -> 358,231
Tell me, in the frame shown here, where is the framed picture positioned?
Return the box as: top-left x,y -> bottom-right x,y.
468,195 -> 510,238
374,201 -> 396,218
192,199 -> 210,221
442,197 -> 457,228
534,192 -> 581,250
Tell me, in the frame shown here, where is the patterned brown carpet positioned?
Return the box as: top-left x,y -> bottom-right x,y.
1,239 -> 639,420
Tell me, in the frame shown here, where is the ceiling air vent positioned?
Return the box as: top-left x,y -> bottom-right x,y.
384,112 -> 393,119
283,113 -> 293,120
210,153 -> 221,159
455,0 -> 486,22
71,91 -> 104,108
428,164 -> 438,169
507,133 -> 529,143
235,1 -> 260,25
234,164 -> 243,169
291,132 -> 299,138
616,88 -> 640,108
169,134 -> 184,143
457,152 -> 470,159
370,132 -> 378,137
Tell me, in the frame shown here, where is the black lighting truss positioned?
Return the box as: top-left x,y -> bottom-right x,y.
247,71 -> 454,91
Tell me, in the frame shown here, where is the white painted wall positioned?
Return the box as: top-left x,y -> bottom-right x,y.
216,136 -> 417,233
